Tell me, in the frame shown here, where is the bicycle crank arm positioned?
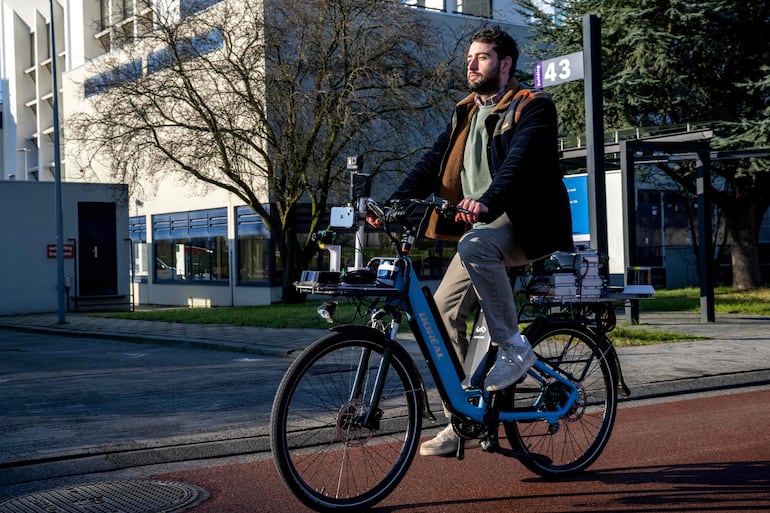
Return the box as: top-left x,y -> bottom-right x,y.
478,393 -> 551,466
480,440 -> 553,467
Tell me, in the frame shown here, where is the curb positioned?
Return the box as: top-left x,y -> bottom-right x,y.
0,323 -> 302,359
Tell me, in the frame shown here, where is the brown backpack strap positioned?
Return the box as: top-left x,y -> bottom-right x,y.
510,88 -> 551,123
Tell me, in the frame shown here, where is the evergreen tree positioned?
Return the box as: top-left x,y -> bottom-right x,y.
517,0 -> 770,289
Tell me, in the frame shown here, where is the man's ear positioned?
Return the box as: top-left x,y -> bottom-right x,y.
501,56 -> 513,77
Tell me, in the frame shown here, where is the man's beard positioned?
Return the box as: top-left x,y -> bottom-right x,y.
468,63 -> 501,95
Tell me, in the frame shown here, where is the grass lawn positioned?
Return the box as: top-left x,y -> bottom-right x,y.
639,286 -> 770,315
99,286 -> 769,346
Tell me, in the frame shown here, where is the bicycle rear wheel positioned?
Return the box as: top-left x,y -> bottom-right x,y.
503,325 -> 617,477
270,330 -> 422,512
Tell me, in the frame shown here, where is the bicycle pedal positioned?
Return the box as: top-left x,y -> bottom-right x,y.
480,439 -> 498,452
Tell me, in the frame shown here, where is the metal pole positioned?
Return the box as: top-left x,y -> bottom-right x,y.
16,148 -> 29,178
68,238 -> 78,311
355,197 -> 367,270
619,140 -> 639,324
127,238 -> 136,312
696,149 -> 715,322
583,14 -> 608,259
50,0 -> 66,323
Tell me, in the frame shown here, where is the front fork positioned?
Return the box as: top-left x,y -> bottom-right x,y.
347,344 -> 391,431
347,309 -> 406,431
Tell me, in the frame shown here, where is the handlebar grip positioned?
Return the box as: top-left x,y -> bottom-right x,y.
452,205 -> 489,224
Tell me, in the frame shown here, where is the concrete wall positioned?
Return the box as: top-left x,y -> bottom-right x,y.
0,181 -> 129,314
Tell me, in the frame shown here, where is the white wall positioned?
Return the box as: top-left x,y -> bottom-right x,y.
0,181 -> 129,314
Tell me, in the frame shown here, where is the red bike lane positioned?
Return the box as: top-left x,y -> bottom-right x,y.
159,387 -> 770,513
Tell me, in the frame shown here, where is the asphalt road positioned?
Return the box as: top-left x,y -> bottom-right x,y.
163,386 -> 770,513
2,325 -> 770,512
1,331 -> 294,496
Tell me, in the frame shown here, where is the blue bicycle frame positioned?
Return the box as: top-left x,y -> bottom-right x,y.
372,252 -> 580,427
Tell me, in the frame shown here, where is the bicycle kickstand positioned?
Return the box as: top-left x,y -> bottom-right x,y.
455,437 -> 465,461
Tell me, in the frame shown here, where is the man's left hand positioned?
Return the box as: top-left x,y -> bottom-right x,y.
455,198 -> 488,224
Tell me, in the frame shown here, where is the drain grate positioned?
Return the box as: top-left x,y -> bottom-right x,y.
0,480 -> 209,513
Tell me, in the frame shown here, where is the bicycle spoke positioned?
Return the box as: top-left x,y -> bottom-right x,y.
271,333 -> 421,512
504,326 -> 617,476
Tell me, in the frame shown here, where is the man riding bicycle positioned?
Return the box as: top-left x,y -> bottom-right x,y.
380,26 -> 573,456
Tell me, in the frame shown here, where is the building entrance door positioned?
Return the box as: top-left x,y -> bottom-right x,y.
78,202 -> 118,296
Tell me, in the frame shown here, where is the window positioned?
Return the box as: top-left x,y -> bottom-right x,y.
152,208 -> 229,283
402,0 -> 492,18
129,216 -> 149,281
454,0 -> 491,18
402,0 -> 445,11
122,0 -> 134,19
147,47 -> 173,75
236,206 -> 271,284
100,0 -> 109,31
178,29 -> 224,60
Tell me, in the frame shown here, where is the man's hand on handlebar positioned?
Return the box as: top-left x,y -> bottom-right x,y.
366,213 -> 382,228
455,198 -> 488,225
365,196 -> 487,228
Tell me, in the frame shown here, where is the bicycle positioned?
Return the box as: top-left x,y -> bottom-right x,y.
270,196 -> 629,512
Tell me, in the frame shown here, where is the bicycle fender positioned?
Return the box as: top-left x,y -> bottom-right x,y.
329,323 -> 389,341
579,325 -> 631,398
329,325 -> 438,422
598,334 -> 632,397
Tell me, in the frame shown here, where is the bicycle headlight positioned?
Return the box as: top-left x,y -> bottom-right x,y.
317,301 -> 337,324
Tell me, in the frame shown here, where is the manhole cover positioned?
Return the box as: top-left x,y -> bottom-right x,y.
0,480 -> 209,513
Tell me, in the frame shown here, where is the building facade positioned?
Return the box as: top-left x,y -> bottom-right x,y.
0,181 -> 129,314
6,0 -> 764,314
1,0 -> 533,309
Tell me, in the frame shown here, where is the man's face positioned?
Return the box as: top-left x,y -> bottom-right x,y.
466,41 -> 511,95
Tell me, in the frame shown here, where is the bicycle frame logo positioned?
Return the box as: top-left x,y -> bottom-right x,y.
418,311 -> 445,359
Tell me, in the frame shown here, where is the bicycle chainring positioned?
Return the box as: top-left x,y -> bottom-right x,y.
451,416 -> 486,440
591,302 -> 617,332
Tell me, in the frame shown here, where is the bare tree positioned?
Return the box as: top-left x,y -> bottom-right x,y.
68,0 -> 464,301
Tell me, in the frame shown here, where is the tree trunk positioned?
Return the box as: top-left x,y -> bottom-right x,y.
727,221 -> 763,290
279,228 -> 307,304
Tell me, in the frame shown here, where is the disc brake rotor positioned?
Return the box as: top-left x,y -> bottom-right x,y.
337,399 -> 374,447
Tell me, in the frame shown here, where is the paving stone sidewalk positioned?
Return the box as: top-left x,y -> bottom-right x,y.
2,309 -> 770,391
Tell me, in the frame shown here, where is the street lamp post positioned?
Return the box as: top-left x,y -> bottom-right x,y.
49,0 -> 65,323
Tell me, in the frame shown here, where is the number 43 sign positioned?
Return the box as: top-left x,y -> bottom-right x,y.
534,51 -> 584,88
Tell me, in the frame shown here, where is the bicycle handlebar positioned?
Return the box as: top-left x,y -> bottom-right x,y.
366,195 -> 471,226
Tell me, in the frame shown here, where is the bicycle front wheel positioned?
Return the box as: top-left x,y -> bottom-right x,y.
270,330 -> 422,512
503,325 -> 617,477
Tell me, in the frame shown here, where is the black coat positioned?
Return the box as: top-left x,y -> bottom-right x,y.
392,86 -> 574,260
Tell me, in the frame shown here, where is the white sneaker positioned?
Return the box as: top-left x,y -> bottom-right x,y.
484,340 -> 536,391
419,424 -> 480,456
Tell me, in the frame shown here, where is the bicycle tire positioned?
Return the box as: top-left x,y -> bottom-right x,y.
503,325 -> 617,477
270,330 -> 422,512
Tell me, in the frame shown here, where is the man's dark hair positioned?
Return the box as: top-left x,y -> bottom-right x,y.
470,26 -> 519,68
